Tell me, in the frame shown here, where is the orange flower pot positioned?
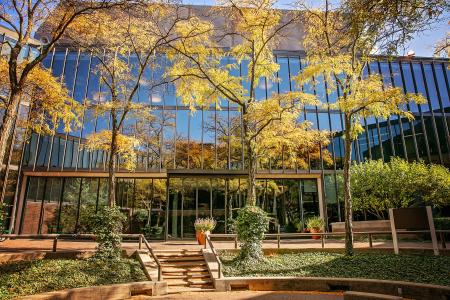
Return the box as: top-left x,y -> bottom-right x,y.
310,228 -> 322,240
196,231 -> 209,245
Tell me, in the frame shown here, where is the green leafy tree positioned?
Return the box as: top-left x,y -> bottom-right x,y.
298,0 -> 431,255
350,158 -> 450,219
92,206 -> 126,260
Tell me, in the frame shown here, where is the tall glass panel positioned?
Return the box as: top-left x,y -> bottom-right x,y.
59,178 -> 81,234
182,178 -> 196,238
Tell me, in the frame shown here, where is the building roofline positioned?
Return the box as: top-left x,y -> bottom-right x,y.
0,24 -> 42,46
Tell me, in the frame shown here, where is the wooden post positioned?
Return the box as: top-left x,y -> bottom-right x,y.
369,233 -> 373,248
321,234 -> 324,248
277,225 -> 280,249
234,235 -> 237,249
440,232 -> 446,249
388,209 -> 399,255
426,206 -> 439,256
53,237 -> 58,252
139,235 -> 142,250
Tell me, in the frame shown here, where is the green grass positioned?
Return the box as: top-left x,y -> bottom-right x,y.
220,251 -> 450,286
0,258 -> 147,300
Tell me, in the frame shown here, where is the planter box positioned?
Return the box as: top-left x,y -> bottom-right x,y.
331,220 -> 390,233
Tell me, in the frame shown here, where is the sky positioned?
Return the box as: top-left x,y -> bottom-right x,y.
184,0 -> 449,57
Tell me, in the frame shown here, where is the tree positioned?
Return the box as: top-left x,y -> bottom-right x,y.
297,0 -> 430,255
65,3 -> 190,206
166,0 -> 328,207
0,58 -> 81,151
0,0 -> 126,171
350,158 -> 450,219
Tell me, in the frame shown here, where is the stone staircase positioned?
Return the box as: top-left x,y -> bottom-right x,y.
154,249 -> 215,293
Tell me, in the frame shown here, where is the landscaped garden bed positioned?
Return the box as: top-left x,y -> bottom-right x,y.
220,251 -> 450,286
0,258 -> 147,300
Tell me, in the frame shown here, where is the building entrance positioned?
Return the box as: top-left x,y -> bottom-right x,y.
165,176 -> 320,240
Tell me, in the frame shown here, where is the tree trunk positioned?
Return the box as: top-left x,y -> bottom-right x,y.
343,115 -> 354,256
107,131 -> 118,207
0,91 -> 21,170
246,137 -> 257,206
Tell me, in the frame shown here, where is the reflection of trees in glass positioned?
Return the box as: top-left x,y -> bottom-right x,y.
207,114 -> 333,171
123,179 -> 167,238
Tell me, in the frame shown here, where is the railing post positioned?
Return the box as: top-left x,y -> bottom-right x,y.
277,225 -> 280,249
53,237 -> 58,252
218,263 -> 222,279
234,235 -> 238,249
440,232 -> 446,249
139,235 -> 142,250
204,234 -> 208,249
158,266 -> 162,281
369,233 -> 373,248
321,234 -> 324,248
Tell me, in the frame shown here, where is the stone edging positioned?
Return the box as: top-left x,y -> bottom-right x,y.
16,281 -> 167,300
214,276 -> 450,300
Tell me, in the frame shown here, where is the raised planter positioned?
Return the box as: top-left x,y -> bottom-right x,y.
214,277 -> 450,300
17,281 -> 167,299
331,220 -> 390,233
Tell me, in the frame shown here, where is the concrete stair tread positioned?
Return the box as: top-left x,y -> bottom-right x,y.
163,274 -> 211,279
167,282 -> 213,287
158,256 -> 204,262
154,250 -> 202,254
162,267 -> 209,273
162,269 -> 209,274
160,262 -> 207,267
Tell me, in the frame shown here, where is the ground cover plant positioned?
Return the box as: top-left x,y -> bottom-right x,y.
0,258 -> 147,300
220,251 -> 450,286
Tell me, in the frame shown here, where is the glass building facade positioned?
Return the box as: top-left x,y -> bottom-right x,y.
1,30 -> 449,239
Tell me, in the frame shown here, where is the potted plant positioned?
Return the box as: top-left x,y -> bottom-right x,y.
306,216 -> 325,240
194,217 -> 216,245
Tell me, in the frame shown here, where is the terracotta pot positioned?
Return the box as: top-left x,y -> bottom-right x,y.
196,230 -> 210,245
310,228 -> 322,240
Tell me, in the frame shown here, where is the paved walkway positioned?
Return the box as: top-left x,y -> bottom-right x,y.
0,238 -> 442,253
133,291 -> 343,300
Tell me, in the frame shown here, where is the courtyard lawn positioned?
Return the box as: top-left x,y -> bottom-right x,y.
220,251 -> 450,286
0,258 -> 147,300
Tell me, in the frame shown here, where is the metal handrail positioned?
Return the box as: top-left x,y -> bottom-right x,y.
209,230 -> 450,249
0,233 -> 163,281
204,234 -> 223,279
139,234 -> 162,281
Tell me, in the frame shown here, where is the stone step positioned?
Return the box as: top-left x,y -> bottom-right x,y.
153,250 -> 203,255
162,267 -> 209,273
162,269 -> 210,275
163,273 -> 211,279
160,261 -> 207,268
167,279 -> 213,287
158,256 -> 204,262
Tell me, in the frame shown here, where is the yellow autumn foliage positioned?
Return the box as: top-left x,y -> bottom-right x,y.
0,58 -> 81,136
86,130 -> 140,171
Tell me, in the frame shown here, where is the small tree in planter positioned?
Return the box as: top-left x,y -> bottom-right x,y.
306,216 -> 325,240
194,217 -> 216,245
91,206 -> 126,260
235,206 -> 270,262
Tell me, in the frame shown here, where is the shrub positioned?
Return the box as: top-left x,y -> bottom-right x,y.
143,224 -> 164,239
306,216 -> 325,231
91,206 -> 126,260
348,158 -> 450,219
194,217 -> 216,232
0,202 -> 6,234
235,206 -> 269,262
434,217 -> 450,230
